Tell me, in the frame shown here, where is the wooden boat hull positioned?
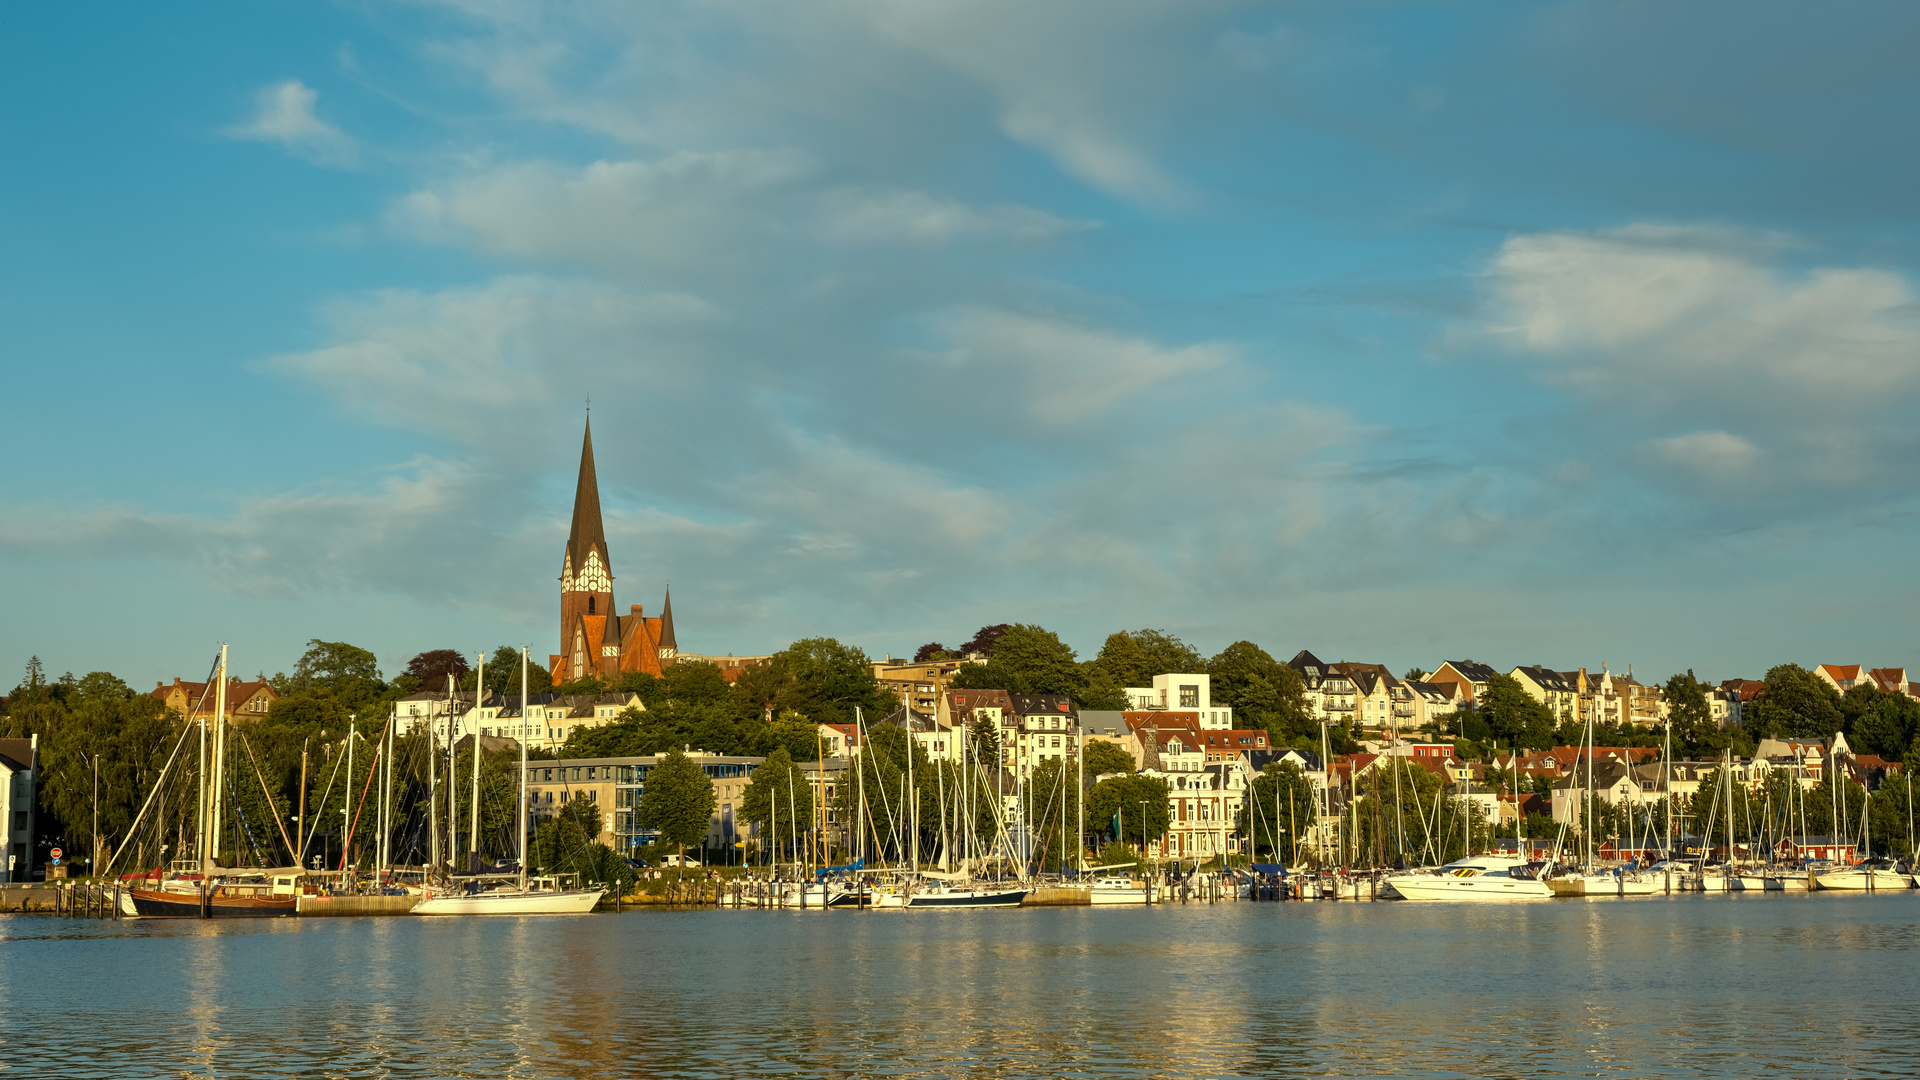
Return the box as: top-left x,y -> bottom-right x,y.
127,887 -> 297,918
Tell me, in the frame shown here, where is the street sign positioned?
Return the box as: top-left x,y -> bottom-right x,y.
51,847 -> 62,859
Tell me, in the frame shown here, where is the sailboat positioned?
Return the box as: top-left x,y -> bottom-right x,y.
121,645 -> 299,918
413,648 -> 603,915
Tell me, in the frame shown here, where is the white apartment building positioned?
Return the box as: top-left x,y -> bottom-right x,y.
1,736 -> 35,883
1123,674 -> 1234,730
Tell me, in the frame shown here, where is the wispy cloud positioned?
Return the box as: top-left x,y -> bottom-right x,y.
223,79 -> 358,168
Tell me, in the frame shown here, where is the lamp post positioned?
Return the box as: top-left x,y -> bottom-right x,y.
92,754 -> 100,878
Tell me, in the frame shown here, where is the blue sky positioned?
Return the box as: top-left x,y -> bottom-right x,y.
5,1 -> 1918,690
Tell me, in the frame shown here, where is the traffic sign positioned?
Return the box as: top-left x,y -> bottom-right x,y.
50,847 -> 62,859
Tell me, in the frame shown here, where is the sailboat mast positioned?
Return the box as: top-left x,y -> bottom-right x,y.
470,651 -> 483,863
210,643 -> 228,867
907,710 -> 916,875
197,699 -> 208,873
518,648 -> 529,889
430,679 -> 441,872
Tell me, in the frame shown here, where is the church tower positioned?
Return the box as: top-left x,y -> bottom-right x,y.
559,418 -> 616,682
553,417 -> 675,685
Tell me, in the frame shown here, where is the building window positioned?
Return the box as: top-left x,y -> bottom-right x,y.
1180,685 -> 1199,708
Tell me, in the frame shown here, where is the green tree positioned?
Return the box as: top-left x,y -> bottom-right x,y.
1086,773 -> 1172,850
1852,693 -> 1920,761
1089,629 -> 1205,689
1240,760 -> 1318,860
1403,668 -> 1428,681
1477,674 -> 1556,750
1744,664 -> 1842,741
949,624 -> 1086,699
755,712 -> 824,762
1082,741 -> 1136,776
731,639 -> 895,727
1207,641 -> 1312,742
1663,670 -> 1727,756
740,747 -> 813,863
1025,756 -> 1085,871
636,749 -> 716,877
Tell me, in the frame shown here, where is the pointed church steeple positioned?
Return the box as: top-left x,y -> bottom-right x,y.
565,417 -> 611,584
658,586 -> 678,655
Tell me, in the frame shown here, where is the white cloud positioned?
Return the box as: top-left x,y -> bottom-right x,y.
928,307 -> 1233,423
261,276 -> 713,438
819,188 -> 1093,245
224,80 -> 358,167
1473,224 -> 1920,488
1647,431 -> 1761,481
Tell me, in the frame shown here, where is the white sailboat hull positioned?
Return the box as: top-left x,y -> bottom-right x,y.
1386,874 -> 1552,901
1087,886 -> 1148,905
412,887 -> 603,915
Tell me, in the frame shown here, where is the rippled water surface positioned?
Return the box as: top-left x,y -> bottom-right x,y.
5,894 -> 1919,1078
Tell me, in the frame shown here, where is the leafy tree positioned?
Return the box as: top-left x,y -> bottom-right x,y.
755,713 -> 823,762
1094,840 -> 1141,873
404,650 -> 470,692
732,638 -> 894,728
949,624 -> 1085,699
1089,629 -> 1205,689
481,646 -> 550,697
1744,664 -> 1842,741
1025,756 -> 1086,871
913,642 -> 951,662
1403,668 -> 1428,681
1208,641 -> 1312,743
1082,741 -> 1136,776
958,624 -> 1012,658
1477,674 -> 1556,750
1086,773 -> 1172,849
739,748 -> 813,861
1663,670 -> 1726,756
658,660 -> 732,706
1850,692 -> 1920,761
531,792 -> 631,891
636,749 -> 716,877
1240,760 -> 1319,860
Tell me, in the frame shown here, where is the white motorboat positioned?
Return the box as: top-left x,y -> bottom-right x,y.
1385,855 -> 1552,901
1815,865 -> 1905,891
1086,875 -> 1148,906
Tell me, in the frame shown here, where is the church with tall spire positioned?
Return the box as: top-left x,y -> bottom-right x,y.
550,417 -> 678,684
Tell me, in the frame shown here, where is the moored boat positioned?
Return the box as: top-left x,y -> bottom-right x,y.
1385,855 -> 1553,900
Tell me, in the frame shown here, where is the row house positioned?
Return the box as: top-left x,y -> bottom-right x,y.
392,689 -> 643,752
1426,660 -> 1499,706
1707,685 -> 1742,728
1122,673 -> 1235,730
1818,663 -> 1920,699
1287,651 -> 1358,726
1003,694 -> 1079,778
1510,666 -> 1578,721
1139,761 -> 1247,864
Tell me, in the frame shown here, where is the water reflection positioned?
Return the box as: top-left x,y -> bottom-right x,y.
3,896 -> 1918,1078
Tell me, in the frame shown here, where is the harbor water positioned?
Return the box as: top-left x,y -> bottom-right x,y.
4,893 -> 1918,1078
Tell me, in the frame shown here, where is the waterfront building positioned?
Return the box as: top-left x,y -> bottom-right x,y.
1,736 -> 35,883
1287,651 -> 1358,725
871,656 -> 972,720
523,752 -> 762,855
1005,694 -> 1079,777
